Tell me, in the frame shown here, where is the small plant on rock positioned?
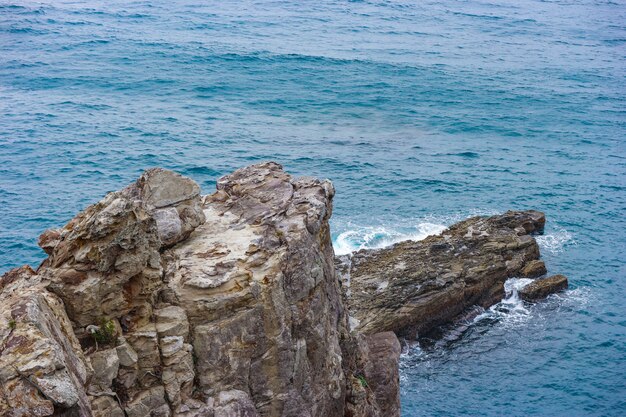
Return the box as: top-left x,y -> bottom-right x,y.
89,317 -> 117,346
356,374 -> 368,388
8,319 -> 16,330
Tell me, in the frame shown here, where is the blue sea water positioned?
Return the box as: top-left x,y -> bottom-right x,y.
1,0 -> 625,415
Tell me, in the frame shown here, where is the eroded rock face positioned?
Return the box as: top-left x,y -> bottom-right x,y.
0,163 -> 564,417
360,332 -> 401,417
0,163 -> 392,417
0,266 -> 92,416
341,210 -> 546,337
162,163 -> 346,416
127,168 -> 205,247
519,259 -> 547,278
38,168 -> 205,329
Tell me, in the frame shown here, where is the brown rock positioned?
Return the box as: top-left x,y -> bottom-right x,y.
3,164 -> 558,417
37,228 -> 62,256
166,162 -> 347,416
519,274 -> 568,301
2,377 -> 55,417
519,259 -> 547,278
343,210 -> 544,337
3,164 -> 400,417
0,264 -> 35,291
362,332 -> 401,417
14,163 -> 393,416
0,268 -> 92,416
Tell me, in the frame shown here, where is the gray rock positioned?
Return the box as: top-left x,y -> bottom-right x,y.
116,338 -> 138,367
124,385 -> 169,417
129,168 -> 201,210
32,370 -> 80,408
213,390 -> 260,417
89,348 -> 120,390
159,336 -> 184,357
127,168 -> 206,247
155,305 -> 190,338
125,326 -> 161,388
90,395 -> 125,417
161,342 -> 195,407
116,367 -> 138,389
153,207 -> 184,247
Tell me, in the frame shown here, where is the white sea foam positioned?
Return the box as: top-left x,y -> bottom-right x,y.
472,278 -> 534,327
535,228 -> 575,255
504,277 -> 535,295
333,222 -> 447,255
332,209 -> 503,256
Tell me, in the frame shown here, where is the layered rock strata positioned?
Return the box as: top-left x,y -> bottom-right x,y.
1,164 -> 394,417
338,210 -> 548,337
0,163 -> 565,417
519,274 -> 568,301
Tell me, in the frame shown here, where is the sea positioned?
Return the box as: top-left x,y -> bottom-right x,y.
1,0 -> 624,415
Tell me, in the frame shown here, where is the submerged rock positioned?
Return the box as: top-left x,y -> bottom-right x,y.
519,274 -> 569,301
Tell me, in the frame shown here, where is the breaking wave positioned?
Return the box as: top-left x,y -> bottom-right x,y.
535,228 -> 575,255
332,222 -> 447,255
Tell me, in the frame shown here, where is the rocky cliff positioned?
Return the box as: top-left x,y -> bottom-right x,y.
0,163 -> 566,417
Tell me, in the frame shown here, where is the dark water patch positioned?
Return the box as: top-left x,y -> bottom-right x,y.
183,166 -> 222,178
444,151 -> 480,159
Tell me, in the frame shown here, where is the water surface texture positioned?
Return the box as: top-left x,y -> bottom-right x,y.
1,0 -> 625,415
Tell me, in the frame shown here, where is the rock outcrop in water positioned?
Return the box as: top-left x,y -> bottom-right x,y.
519,274 -> 568,301
0,163 -> 564,417
0,163 -> 391,417
337,210 -> 547,337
